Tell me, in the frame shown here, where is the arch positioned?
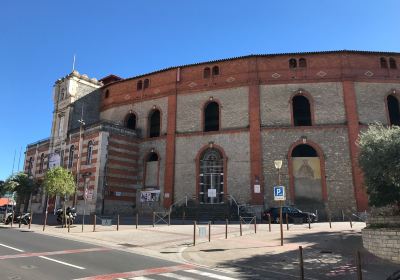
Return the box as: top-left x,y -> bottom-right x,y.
292,95 -> 312,126
387,94 -> 400,126
137,80 -> 143,91
288,140 -> 327,205
125,112 -> 137,130
39,153 -> 45,174
289,58 -> 297,69
86,141 -> 94,165
380,57 -> 388,69
204,101 -> 220,132
212,66 -> 220,76
143,79 -> 150,89
298,58 -> 307,68
149,109 -> 161,138
68,145 -> 75,169
143,150 -> 160,188
203,67 -> 211,79
389,57 -> 397,69
195,144 -> 227,203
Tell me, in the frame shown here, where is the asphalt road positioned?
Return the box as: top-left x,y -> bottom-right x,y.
0,227 -> 240,280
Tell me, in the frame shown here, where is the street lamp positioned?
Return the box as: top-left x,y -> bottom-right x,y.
274,160 -> 284,246
81,172 -> 91,232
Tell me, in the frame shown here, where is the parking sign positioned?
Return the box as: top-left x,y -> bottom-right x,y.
273,186 -> 286,201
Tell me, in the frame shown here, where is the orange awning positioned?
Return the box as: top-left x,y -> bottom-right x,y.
0,198 -> 13,206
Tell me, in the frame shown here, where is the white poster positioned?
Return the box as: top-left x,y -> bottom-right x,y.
208,189 -> 217,198
140,190 -> 160,202
254,184 -> 261,193
48,153 -> 61,169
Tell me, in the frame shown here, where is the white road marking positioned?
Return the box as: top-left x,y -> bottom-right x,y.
160,272 -> 197,279
185,269 -> 237,280
38,256 -> 85,270
0,243 -> 24,252
127,277 -> 153,280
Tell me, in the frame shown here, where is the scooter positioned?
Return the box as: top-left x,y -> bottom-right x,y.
56,207 -> 77,225
4,212 -> 31,225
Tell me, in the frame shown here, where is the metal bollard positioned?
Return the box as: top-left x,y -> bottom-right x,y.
286,213 -> 289,231
28,212 -> 32,230
299,246 -> 304,280
268,214 -> 271,232
11,212 -> 14,228
254,216 -> 257,234
136,213 -> 138,229
329,213 -> 332,229
93,215 -> 96,232
225,219 -> 228,239
356,250 -> 362,280
68,220 -> 70,233
308,214 -> 311,229
193,221 -> 196,246
117,214 -> 120,231
19,214 -> 22,228
153,212 -> 155,227
208,222 -> 211,242
240,217 -> 243,236
168,211 -> 171,226
350,216 -> 353,228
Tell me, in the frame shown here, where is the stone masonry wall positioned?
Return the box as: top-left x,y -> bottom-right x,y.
261,127 -> 356,215
362,228 -> 400,264
174,132 -> 251,205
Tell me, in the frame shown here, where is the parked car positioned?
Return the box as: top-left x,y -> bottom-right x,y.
262,206 -> 317,223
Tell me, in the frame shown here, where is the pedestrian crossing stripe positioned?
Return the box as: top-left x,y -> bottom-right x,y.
115,269 -> 236,280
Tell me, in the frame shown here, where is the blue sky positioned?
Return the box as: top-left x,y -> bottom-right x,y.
0,0 -> 399,180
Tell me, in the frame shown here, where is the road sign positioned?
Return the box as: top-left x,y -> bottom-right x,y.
273,186 -> 286,201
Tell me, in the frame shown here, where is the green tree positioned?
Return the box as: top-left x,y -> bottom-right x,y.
3,173 -> 38,212
43,167 -> 76,198
358,124 -> 400,208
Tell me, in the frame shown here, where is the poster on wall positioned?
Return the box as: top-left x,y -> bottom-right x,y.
48,153 -> 60,169
140,190 -> 160,202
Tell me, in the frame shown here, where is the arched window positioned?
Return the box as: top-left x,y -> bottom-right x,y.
387,95 -> 400,126
299,58 -> 307,68
149,109 -> 161,138
125,113 -> 137,130
212,66 -> 219,76
199,148 -> 224,203
59,89 -> 65,101
28,157 -> 33,175
144,79 -> 150,89
39,153 -> 45,174
60,150 -> 64,167
137,80 -> 143,91
203,67 -> 211,78
145,152 -> 159,187
204,102 -> 220,132
68,145 -> 75,169
289,58 -> 297,69
292,95 -> 312,126
291,144 -> 318,157
389,58 -> 397,69
86,141 -> 93,165
380,57 -> 388,68
104,90 -> 110,99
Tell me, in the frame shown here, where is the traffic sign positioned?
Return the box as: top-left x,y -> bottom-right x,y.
273,186 -> 286,201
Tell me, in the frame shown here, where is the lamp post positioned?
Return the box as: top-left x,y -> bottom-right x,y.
81,172 -> 91,232
274,160 -> 284,246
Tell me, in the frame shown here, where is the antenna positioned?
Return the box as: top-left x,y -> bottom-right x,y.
72,54 -> 76,71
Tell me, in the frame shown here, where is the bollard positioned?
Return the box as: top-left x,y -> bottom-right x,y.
268,213 -> 271,232
193,221 -> 196,246
342,209 -> 345,221
19,214 -> 22,228
43,212 -> 48,231
356,250 -> 362,280
117,214 -> 120,231
225,219 -> 228,239
240,218 -> 243,236
254,216 -> 257,234
168,211 -> 171,226
286,213 -> 289,231
136,213 -> 138,229
68,220 -> 70,233
93,215 -> 96,232
329,213 -> 332,229
11,212 -> 14,228
350,216 -> 353,228
299,246 -> 304,280
153,212 -> 155,227
308,214 -> 311,229
28,212 -> 32,230
208,221 -> 211,242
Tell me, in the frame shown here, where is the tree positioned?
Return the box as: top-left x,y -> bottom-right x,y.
43,167 -> 76,198
3,173 -> 38,212
358,124 -> 400,208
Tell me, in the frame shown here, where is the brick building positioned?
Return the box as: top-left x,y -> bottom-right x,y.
24,50 -> 400,218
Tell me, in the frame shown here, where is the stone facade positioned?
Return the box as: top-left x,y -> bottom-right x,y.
24,50 -> 400,216
362,227 -> 400,264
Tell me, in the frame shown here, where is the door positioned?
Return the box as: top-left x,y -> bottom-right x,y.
199,148 -> 224,204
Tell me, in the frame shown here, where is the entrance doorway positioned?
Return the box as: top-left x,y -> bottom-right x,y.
199,148 -> 224,204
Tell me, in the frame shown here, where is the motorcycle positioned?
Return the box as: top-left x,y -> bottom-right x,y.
4,212 -> 31,225
56,207 -> 77,225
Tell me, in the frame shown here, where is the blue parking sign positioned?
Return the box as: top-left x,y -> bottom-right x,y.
273,186 -> 286,201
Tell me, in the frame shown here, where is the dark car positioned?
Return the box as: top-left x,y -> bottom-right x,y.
262,206 -> 317,223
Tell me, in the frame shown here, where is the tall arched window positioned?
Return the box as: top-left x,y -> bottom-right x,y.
380,57 -> 388,68
199,148 -> 224,204
104,90 -> 110,99
28,157 -> 33,175
389,58 -> 397,69
204,102 -> 220,132
149,109 -> 161,138
289,58 -> 297,69
212,66 -> 219,76
387,95 -> 400,126
68,145 -> 75,169
292,95 -> 312,126
203,67 -> 211,78
145,152 -> 159,187
299,58 -> 307,68
137,80 -> 143,90
86,141 -> 94,165
125,113 -> 137,130
144,79 -> 150,89
39,153 -> 45,174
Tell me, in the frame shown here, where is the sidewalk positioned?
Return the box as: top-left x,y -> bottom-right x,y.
4,218 -> 399,279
